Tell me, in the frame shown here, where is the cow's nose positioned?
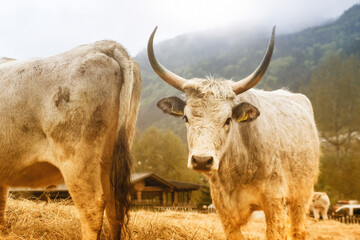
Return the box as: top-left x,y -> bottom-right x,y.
191,155 -> 213,171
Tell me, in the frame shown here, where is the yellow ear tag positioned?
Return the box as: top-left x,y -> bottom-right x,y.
171,110 -> 183,116
237,113 -> 248,122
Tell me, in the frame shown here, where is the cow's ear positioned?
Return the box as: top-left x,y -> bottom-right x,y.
157,96 -> 186,117
232,102 -> 260,122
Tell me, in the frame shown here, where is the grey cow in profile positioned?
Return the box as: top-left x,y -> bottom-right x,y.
148,26 -> 319,240
0,41 -> 142,239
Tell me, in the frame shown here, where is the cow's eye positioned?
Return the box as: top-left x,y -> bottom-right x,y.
224,118 -> 231,126
183,115 -> 188,123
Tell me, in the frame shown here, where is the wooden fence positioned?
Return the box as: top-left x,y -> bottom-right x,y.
329,215 -> 360,224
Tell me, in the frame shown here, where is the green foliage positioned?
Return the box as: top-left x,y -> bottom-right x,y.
132,126 -> 200,182
195,177 -> 213,206
196,185 -> 212,207
307,53 -> 360,202
316,148 -> 360,204
307,54 -> 360,136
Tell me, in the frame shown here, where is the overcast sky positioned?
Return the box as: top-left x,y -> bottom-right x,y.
0,0 -> 359,59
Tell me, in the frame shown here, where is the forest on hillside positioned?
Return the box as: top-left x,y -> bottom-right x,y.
132,4 -> 360,205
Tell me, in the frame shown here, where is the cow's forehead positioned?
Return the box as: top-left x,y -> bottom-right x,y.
185,100 -> 232,119
183,78 -> 236,101
182,78 -> 235,118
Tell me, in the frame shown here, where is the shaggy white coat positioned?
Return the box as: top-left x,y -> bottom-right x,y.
181,78 -> 319,240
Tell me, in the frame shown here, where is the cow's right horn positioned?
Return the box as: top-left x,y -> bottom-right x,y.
147,26 -> 187,92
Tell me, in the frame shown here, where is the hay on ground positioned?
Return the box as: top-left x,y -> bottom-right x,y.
1,198 -> 360,239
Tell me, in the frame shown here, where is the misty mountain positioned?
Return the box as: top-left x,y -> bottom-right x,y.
134,4 -> 360,139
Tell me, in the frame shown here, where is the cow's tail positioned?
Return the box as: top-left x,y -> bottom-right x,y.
110,125 -> 132,238
109,46 -> 142,239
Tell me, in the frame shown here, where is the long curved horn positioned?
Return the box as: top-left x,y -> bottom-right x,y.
147,26 -> 187,92
232,26 -> 276,95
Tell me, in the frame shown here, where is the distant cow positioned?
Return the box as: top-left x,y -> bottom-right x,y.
0,41 -> 142,239
310,192 -> 330,220
148,27 -> 319,240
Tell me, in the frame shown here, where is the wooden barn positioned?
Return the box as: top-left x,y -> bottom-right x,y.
131,172 -> 201,210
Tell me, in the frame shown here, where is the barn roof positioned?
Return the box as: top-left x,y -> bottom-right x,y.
166,180 -> 202,191
131,172 -> 174,188
131,172 -> 153,182
131,172 -> 201,190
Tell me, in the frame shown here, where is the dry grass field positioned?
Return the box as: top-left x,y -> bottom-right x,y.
1,197 -> 360,240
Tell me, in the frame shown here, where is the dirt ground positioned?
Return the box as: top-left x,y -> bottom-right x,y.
1,198 -> 360,239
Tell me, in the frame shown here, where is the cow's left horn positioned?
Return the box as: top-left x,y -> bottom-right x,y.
148,26 -> 187,92
232,26 -> 276,95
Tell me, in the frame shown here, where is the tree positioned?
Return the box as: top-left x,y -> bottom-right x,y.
132,126 -> 200,182
307,53 -> 360,200
195,177 -> 213,207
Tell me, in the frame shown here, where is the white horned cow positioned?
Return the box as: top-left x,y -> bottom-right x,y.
310,192 -> 330,220
0,41 -> 142,239
148,27 -> 319,240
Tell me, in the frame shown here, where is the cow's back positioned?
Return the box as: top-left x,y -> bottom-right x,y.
238,89 -> 320,198
0,41 -> 137,187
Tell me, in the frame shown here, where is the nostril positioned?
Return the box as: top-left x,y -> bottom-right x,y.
191,156 -> 198,166
206,157 -> 213,167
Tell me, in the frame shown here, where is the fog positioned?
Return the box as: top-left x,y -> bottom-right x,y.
0,0 -> 358,58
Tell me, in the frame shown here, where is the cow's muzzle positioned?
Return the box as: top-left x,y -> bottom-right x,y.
191,155 -> 213,172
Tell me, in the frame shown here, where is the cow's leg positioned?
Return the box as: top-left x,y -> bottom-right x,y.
223,225 -> 245,240
289,199 -> 308,240
60,159 -> 105,240
217,211 -> 248,240
263,197 -> 287,240
313,209 -> 320,221
0,186 -> 8,226
220,219 -> 245,240
320,209 -> 328,220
